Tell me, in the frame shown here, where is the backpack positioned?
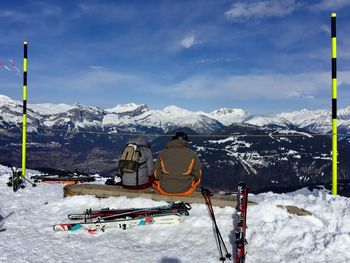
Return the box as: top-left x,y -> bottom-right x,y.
118,144 -> 144,173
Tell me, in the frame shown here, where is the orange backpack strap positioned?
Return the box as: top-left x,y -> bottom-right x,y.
152,178 -> 201,196
182,158 -> 195,176
160,157 -> 169,175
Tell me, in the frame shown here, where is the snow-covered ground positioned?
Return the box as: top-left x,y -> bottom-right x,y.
1,164 -> 350,263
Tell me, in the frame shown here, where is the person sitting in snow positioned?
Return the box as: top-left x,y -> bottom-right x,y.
152,131 -> 202,196
113,136 -> 154,189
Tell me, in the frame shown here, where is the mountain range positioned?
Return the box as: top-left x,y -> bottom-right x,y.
2,93 -> 350,134
1,94 -> 350,194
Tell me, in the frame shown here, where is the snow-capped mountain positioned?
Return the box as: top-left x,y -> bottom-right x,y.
31,102 -> 75,115
105,103 -> 147,114
206,108 -> 250,126
0,95 -> 222,134
1,93 -> 350,193
1,94 -> 349,134
42,103 -> 105,131
103,105 -> 223,133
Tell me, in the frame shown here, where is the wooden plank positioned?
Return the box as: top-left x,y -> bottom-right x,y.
63,184 -> 256,207
63,184 -> 313,216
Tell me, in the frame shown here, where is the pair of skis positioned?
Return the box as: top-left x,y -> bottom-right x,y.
31,174 -> 95,184
53,202 -> 191,233
67,201 -> 191,221
202,182 -> 248,263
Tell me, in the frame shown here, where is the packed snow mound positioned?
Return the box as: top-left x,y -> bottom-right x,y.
0,165 -> 234,263
1,164 -> 350,262
248,189 -> 350,262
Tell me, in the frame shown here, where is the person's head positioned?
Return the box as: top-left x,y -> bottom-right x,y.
172,131 -> 189,142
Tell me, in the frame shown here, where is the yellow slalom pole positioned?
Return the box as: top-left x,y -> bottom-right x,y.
331,14 -> 337,195
22,41 -> 28,178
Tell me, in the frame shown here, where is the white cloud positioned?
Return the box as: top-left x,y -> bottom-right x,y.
78,3 -> 136,23
180,35 -> 196,48
89,66 -> 104,72
0,10 -> 27,21
154,71 -> 350,101
32,69 -> 146,93
31,66 -> 350,105
195,58 -> 233,64
225,0 -> 298,20
40,5 -> 62,17
0,3 -> 61,21
309,0 -> 350,11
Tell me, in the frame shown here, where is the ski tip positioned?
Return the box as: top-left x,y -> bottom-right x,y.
53,223 -> 82,231
88,229 -> 98,234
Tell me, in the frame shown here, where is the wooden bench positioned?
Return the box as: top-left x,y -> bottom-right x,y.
63,184 -> 312,216
63,184 -> 255,207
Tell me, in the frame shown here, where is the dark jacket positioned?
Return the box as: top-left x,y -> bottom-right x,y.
153,139 -> 202,195
120,137 -> 153,186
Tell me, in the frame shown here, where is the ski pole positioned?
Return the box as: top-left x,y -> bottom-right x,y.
204,193 -> 226,261
22,176 -> 37,187
201,188 -> 232,261
205,192 -> 232,260
206,193 -> 232,260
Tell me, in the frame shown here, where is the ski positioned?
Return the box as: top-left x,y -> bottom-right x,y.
83,208 -> 189,222
53,214 -> 183,233
31,175 -> 95,182
68,202 -> 191,220
235,182 -> 248,263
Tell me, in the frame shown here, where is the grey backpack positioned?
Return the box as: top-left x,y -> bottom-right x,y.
118,144 -> 143,173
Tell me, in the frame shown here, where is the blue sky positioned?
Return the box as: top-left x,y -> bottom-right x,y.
1,0 -> 350,114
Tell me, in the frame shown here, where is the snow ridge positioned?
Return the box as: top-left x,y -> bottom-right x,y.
0,93 -> 349,134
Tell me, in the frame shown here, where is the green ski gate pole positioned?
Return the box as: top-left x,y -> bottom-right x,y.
22,41 -> 28,178
331,14 -> 337,195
